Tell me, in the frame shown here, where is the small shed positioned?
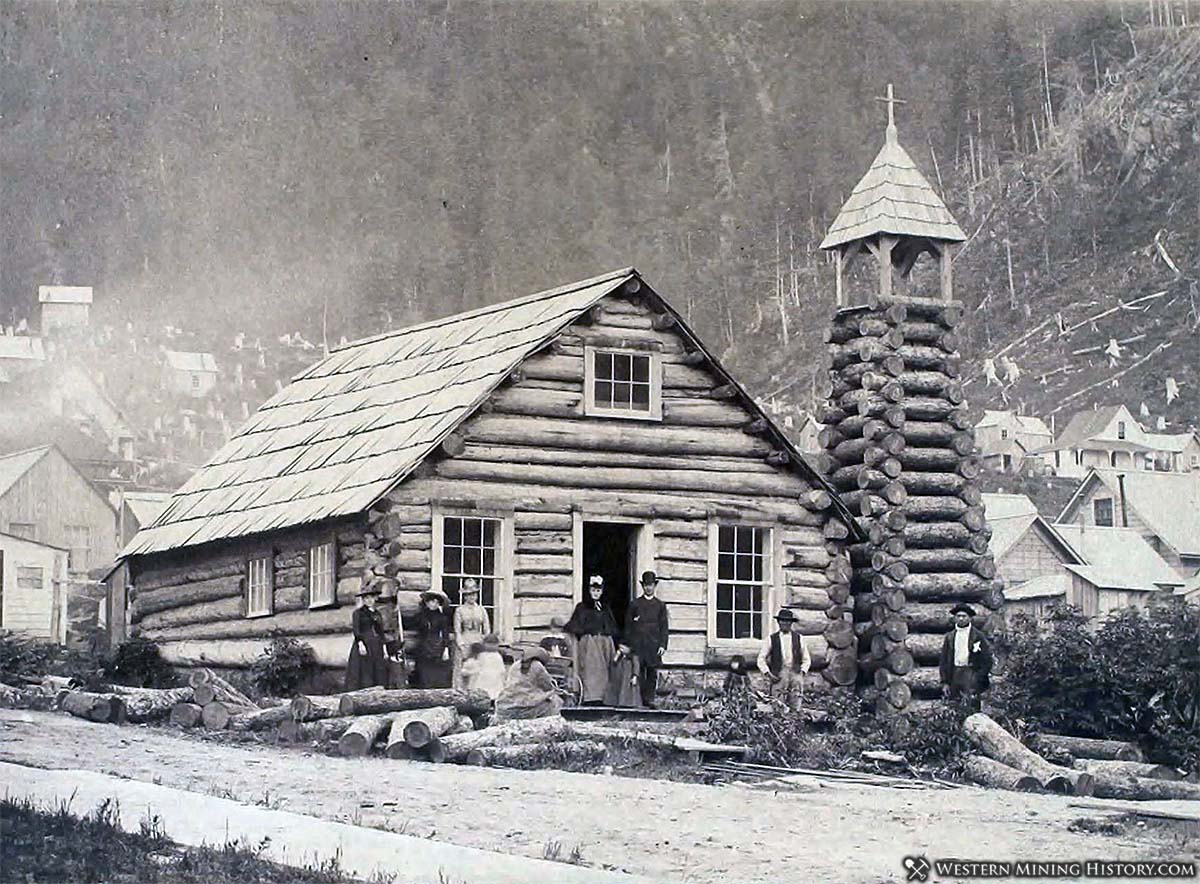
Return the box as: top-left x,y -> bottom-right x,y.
38,286 -> 93,333
0,531 -> 70,640
162,350 -> 219,397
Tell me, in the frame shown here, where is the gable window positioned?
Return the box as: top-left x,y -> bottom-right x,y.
7,523 -> 36,541
1054,451 -> 1061,469
308,541 -> 336,608
584,347 -> 662,420
191,374 -> 200,389
437,515 -> 506,631
710,524 -> 772,641
1117,421 -> 1126,440
1074,449 -> 1081,465
246,554 -> 274,617
1093,498 -> 1114,528
1000,428 -> 1009,440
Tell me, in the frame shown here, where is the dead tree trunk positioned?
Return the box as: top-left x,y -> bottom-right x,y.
464,740 -> 608,769
337,713 -> 397,757
962,755 -> 1042,792
290,694 -> 344,722
337,687 -> 491,717
964,713 -> 1094,795
1033,734 -> 1143,762
436,716 -> 573,763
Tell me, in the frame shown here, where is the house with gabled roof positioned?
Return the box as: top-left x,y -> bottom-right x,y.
121,269 -> 859,690
1035,405 -> 1154,478
983,493 -> 1082,623
975,411 -> 1053,474
1142,430 -> 1200,474
162,350 -> 219,398
1057,468 -> 1200,580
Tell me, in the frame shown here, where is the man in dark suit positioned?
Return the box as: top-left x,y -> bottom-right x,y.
939,603 -> 993,710
625,570 -> 670,707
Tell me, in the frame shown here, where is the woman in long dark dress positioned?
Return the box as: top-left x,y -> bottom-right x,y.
564,575 -> 620,704
345,587 -> 388,690
412,588 -> 454,688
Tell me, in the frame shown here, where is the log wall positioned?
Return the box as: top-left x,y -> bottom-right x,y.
128,289 -> 854,692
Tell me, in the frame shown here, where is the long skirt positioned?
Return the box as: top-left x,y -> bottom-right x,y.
576,634 -> 615,703
604,654 -> 642,708
414,657 -> 453,689
345,640 -> 388,690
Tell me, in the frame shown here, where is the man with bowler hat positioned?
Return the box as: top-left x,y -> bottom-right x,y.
626,570 -> 670,707
756,608 -> 812,710
939,603 -> 993,708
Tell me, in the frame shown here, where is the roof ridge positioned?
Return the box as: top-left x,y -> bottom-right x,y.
330,267 -> 636,355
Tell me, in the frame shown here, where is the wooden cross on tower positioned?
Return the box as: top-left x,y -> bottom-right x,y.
875,83 -> 906,135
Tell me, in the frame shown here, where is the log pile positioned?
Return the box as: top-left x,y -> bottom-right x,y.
820,295 -> 1003,714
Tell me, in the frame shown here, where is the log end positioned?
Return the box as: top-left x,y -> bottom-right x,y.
337,734 -> 370,758
404,721 -> 433,749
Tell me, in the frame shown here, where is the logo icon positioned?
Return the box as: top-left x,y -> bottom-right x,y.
903,856 -> 931,882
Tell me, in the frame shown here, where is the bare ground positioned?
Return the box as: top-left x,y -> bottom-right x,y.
0,709 -> 1184,883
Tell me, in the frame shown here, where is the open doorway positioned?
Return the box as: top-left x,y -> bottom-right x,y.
581,522 -> 639,630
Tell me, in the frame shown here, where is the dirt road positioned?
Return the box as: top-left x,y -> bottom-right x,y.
0,709 -> 1178,883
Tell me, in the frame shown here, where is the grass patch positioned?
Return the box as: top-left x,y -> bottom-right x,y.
0,795 -> 394,883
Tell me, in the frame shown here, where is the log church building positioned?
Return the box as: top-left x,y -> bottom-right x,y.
122,269 -> 863,694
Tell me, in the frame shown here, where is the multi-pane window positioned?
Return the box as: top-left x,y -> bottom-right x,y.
308,542 -> 336,607
246,555 -> 273,617
585,348 -> 661,419
715,525 -> 768,641
1117,421 -> 1127,440
1093,498 -> 1114,528
1000,428 -> 1009,440
63,525 -> 92,572
441,516 -> 501,626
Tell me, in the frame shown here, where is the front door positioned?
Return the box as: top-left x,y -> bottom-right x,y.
581,522 -> 639,631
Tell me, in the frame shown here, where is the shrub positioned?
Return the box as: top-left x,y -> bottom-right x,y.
991,599 -> 1200,770
0,630 -> 100,685
104,637 -> 176,688
249,635 -> 319,698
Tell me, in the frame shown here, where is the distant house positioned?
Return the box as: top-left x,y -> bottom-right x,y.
162,350 -> 218,397
1035,405 -> 1151,478
119,491 -> 170,547
1142,430 -> 1200,474
0,335 -> 45,381
1051,523 -> 1183,613
984,493 -> 1082,622
0,446 -> 117,576
38,285 -> 93,333
796,414 -> 823,454
975,411 -> 1052,474
1057,469 -> 1200,579
0,531 -> 70,641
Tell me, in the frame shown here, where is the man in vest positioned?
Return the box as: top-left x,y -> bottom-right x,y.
756,609 -> 811,710
626,570 -> 670,708
938,603 -> 993,710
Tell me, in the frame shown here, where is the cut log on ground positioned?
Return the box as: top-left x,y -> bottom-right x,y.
290,694 -> 344,722
337,687 -> 492,717
1074,759 -> 1181,781
108,686 -> 194,723
1033,734 -> 1144,762
465,740 -> 608,770
278,715 -> 361,745
436,715 -> 574,763
227,705 -> 293,732
169,701 -> 203,728
60,691 -> 125,724
962,755 -> 1042,792
187,669 -> 256,709
403,706 -> 462,748
338,713 -> 397,757
964,713 -> 1094,796
1090,776 -> 1200,801
201,701 -> 233,730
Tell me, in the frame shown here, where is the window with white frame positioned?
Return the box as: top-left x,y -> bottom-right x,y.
1093,498 -> 1114,528
1000,428 -> 1009,440
246,555 -> 274,617
1117,421 -> 1127,440
584,347 -> 662,419
308,541 -> 336,607
439,516 -> 503,628
713,525 -> 770,641
7,523 -> 36,541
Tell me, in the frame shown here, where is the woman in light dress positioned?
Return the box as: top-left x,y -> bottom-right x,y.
453,578 -> 491,688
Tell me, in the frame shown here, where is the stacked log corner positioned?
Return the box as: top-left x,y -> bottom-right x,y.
821,296 -> 1003,716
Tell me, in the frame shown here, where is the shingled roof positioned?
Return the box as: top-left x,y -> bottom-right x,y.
125,269 -> 852,557
820,123 -> 966,250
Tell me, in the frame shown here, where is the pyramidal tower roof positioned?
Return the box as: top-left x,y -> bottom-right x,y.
820,89 -> 966,250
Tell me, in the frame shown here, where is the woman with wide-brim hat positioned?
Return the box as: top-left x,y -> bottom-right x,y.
345,584 -> 389,690
412,587 -> 454,688
452,578 -> 491,688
